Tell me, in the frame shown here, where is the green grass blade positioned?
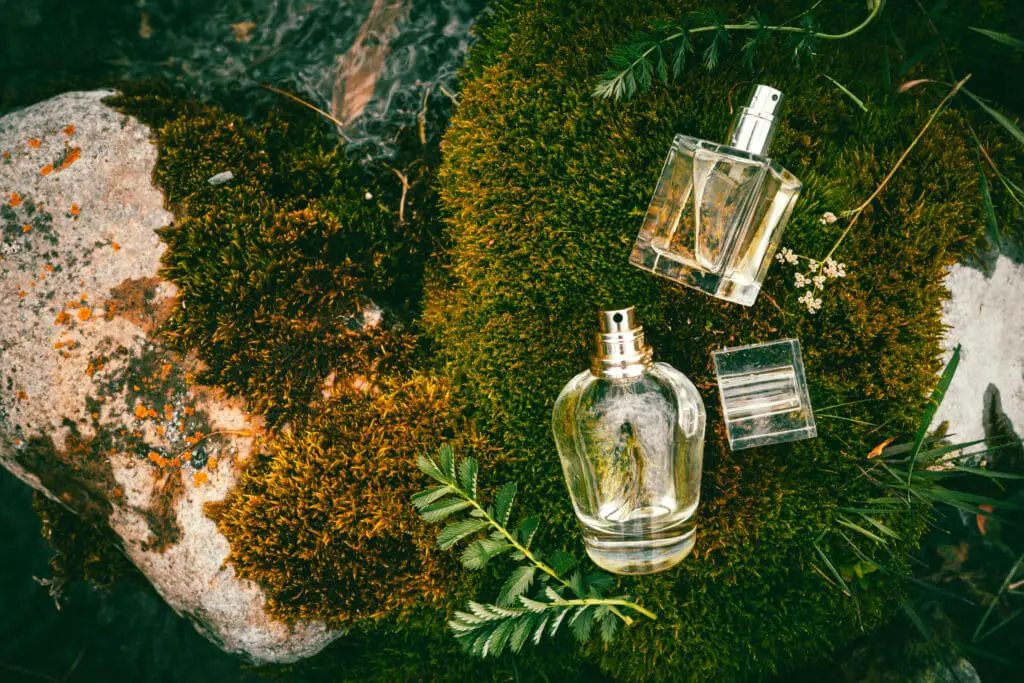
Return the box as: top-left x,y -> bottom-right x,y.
813,541 -> 851,597
823,73 -> 867,111
836,516 -> 888,544
908,346 -> 960,488
964,89 -> 1024,147
972,552 -> 1024,642
969,26 -> 1024,51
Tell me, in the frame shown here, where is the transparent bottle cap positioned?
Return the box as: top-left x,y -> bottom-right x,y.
712,338 -> 816,450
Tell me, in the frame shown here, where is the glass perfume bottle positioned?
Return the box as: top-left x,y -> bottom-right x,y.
629,84 -> 802,306
552,307 -> 706,575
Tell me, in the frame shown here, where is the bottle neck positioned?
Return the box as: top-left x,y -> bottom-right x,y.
726,84 -> 783,156
591,330 -> 653,380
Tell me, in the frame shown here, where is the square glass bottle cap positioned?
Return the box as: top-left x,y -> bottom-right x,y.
712,339 -> 816,450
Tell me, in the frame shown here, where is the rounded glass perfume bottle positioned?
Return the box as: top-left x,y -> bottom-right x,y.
552,308 -> 706,575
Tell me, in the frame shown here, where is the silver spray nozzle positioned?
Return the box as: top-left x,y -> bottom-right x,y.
592,307 -> 653,379
726,84 -> 784,156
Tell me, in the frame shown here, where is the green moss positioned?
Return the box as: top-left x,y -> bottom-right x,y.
105,85 -> 433,426
421,0 -> 989,679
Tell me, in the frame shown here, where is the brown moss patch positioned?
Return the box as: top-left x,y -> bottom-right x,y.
207,373 -> 500,627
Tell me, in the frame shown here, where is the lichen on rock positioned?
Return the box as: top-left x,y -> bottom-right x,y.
0,90 -> 336,664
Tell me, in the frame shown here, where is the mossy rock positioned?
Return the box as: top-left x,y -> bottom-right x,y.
422,0 -> 989,679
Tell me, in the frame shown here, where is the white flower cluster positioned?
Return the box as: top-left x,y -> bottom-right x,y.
774,243 -> 848,314
798,290 -> 822,313
1,241 -> 21,255
819,211 -> 839,225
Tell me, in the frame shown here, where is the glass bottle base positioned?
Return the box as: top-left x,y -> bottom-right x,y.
630,240 -> 761,307
582,520 -> 697,575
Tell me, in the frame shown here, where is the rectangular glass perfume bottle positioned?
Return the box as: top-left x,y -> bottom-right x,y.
552,308 -> 706,575
630,84 -> 802,306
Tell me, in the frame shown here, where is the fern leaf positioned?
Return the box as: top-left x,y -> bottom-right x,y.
517,516 -> 540,549
569,606 -> 594,643
416,454 -> 447,483
568,570 -> 586,597
493,482 -> 517,527
509,614 -> 535,653
584,571 -> 614,595
549,550 -> 577,575
457,457 -> 478,499
419,498 -> 472,523
600,610 -> 620,643
437,518 -> 489,550
439,444 -> 457,481
497,566 -> 536,607
410,485 -> 452,509
485,618 -> 517,657
519,595 -> 550,613
532,614 -> 551,644
461,537 -> 513,570
547,607 -> 571,636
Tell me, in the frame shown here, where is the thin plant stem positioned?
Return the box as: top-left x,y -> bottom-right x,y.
259,83 -> 353,142
608,1 -> 885,96
450,484 -> 656,624
825,74 -> 971,260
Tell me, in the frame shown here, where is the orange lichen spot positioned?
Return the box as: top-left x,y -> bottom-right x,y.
69,203 -> 81,216
2,151 -> 9,159
58,147 -> 81,170
17,290 -> 27,298
44,264 -> 54,273
169,457 -> 181,468
53,341 -> 64,349
183,406 -> 196,416
132,384 -> 140,391
193,471 -> 209,486
112,242 -> 121,251
134,403 -> 149,420
91,412 -> 100,420
40,164 -> 53,176
80,293 -> 88,300
62,351 -> 71,359
147,451 -> 162,464
156,425 -> 166,436
112,487 -> 122,497
63,125 -> 76,136
207,456 -> 218,471
27,138 -> 41,148
164,403 -> 174,421
16,390 -> 28,400
77,307 -> 92,321
9,192 -> 22,207
54,311 -> 70,325
22,224 -> 31,233
13,438 -> 22,446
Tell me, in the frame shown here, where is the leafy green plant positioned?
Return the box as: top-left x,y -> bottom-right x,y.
812,346 -> 1024,605
592,0 -> 885,100
412,445 -> 656,657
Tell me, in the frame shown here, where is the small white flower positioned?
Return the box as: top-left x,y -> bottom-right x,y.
1,242 -> 20,255
808,259 -> 820,273
812,274 -> 826,290
798,290 -> 823,314
794,272 -> 809,288
776,247 -> 798,265
364,191 -> 374,200
820,211 -> 838,225
823,257 -> 847,279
